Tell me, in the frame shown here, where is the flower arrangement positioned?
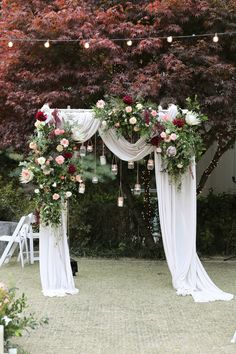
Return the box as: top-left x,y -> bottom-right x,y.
94,95 -> 158,139
0,282 -> 48,349
94,96 -> 207,187
20,110 -> 84,226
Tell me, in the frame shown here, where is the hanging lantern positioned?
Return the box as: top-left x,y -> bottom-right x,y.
128,161 -> 134,169
87,142 -> 93,153
79,182 -> 85,194
117,196 -> 124,207
79,144 -> 86,157
100,155 -> 107,165
111,164 -> 118,175
92,176 -> 98,184
134,183 -> 141,195
147,159 -> 154,170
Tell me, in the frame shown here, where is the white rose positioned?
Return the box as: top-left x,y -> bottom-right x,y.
136,103 -> 143,110
39,184 -> 44,189
34,121 -> 45,129
34,189 -> 40,194
185,111 -> 201,125
37,157 -> 46,165
133,126 -> 140,132
66,191 -> 72,198
52,182 -> 57,187
129,117 -> 137,125
177,163 -> 183,168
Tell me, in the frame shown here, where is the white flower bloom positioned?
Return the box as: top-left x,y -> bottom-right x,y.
72,128 -> 84,142
3,316 -> 12,325
177,163 -> 183,168
101,120 -> 107,128
185,111 -> 201,125
34,120 -> 45,129
20,169 -> 34,184
166,129 -> 170,135
136,103 -> 143,110
66,191 -> 72,198
156,147 -> 162,153
56,145 -> 64,152
40,184 -> 44,189
133,126 -> 140,132
52,182 -> 57,187
34,189 -> 40,194
129,117 -> 137,125
37,157 -> 46,165
166,146 -> 177,157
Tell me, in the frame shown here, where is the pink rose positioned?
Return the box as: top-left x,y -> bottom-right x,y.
151,110 -> 157,117
96,100 -> 105,109
160,132 -> 166,139
164,136 -> 171,142
60,138 -> 69,147
55,155 -> 65,165
163,114 -> 171,122
52,193 -> 60,200
76,175 -> 82,182
125,106 -> 132,113
170,133 -> 177,141
54,129 -> 65,135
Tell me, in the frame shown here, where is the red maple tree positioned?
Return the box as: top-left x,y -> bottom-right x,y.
0,0 -> 235,192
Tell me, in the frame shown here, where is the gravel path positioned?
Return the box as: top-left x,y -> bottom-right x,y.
0,258 -> 235,354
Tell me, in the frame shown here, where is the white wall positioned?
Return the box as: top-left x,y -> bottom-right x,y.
197,142 -> 236,196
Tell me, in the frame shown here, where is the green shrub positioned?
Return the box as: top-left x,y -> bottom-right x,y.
197,191 -> 236,256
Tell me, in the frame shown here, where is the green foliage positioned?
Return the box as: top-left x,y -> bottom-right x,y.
197,191 -> 236,256
0,284 -> 48,349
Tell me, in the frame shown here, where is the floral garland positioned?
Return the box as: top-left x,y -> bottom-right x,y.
94,96 -> 207,187
20,110 -> 84,227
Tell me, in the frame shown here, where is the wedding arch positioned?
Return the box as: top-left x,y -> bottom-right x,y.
27,103 -> 233,302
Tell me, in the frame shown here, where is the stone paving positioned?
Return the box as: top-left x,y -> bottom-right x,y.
0,258 -> 235,354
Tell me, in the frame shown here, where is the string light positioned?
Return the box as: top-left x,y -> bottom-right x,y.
213,33 -> 219,43
44,40 -> 50,48
8,41 -> 13,48
1,31 -> 235,48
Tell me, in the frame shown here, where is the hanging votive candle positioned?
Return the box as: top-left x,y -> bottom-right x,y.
111,164 -> 118,175
79,182 -> 85,194
147,158 -> 154,170
92,176 -> 98,184
100,155 -> 107,165
134,183 -> 141,195
117,196 -> 124,207
79,144 -> 86,157
128,161 -> 134,169
87,143 -> 93,153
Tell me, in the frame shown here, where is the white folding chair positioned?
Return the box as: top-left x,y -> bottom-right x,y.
0,215 -> 30,267
27,213 -> 40,264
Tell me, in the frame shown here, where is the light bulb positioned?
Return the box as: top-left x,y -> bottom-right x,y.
44,40 -> 50,48
213,34 -> 219,43
84,42 -> 90,49
127,40 -> 132,46
167,36 -> 173,43
8,41 -> 14,48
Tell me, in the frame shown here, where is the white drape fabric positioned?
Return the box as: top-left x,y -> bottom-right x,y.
154,155 -> 233,302
38,106 -> 233,302
39,207 -> 78,297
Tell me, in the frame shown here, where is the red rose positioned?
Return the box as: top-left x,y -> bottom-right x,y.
150,136 -> 161,146
35,111 -> 47,121
123,95 -> 133,105
173,118 -> 185,128
144,110 -> 150,125
68,164 -> 76,174
63,152 -> 73,159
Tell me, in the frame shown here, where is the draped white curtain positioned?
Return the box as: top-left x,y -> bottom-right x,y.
39,106 -> 233,302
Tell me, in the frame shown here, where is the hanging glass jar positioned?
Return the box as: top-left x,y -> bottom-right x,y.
79,144 -> 86,157
133,183 -> 141,195
128,161 -> 134,169
100,143 -> 107,165
117,196 -> 124,207
92,176 -> 98,184
147,158 -> 154,170
87,140 -> 93,153
79,182 -> 85,194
